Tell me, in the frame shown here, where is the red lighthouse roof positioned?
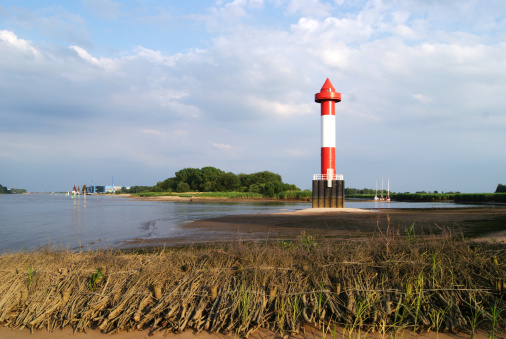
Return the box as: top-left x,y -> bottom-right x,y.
320,78 -> 336,92
315,78 -> 341,103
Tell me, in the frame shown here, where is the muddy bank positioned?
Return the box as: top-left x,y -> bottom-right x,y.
2,232 -> 505,338
122,207 -> 506,248
123,194 -> 305,203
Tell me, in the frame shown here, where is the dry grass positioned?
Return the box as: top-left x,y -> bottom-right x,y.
0,228 -> 505,338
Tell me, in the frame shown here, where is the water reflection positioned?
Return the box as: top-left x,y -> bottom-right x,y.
0,194 -> 491,252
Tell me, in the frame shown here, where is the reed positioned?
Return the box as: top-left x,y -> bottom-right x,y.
0,228 -> 504,337
487,299 -> 505,339
466,294 -> 483,339
276,190 -> 312,201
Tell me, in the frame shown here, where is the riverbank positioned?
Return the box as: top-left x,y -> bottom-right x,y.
122,194 -> 298,203
2,203 -> 506,338
0,322 -> 495,339
1,232 -> 504,338
121,206 -> 506,248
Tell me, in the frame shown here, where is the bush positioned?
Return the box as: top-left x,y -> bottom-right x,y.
277,190 -> 312,201
176,182 -> 190,193
454,193 -> 506,203
495,184 -> 506,193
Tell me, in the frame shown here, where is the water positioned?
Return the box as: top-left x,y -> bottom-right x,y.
0,194 -> 484,252
0,194 -> 307,252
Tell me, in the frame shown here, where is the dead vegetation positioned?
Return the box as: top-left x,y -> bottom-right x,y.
0,228 -> 505,338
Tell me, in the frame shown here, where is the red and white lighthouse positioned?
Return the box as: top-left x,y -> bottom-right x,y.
312,78 -> 345,208
315,78 -> 341,179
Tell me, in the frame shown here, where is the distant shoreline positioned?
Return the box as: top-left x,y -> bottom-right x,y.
120,206 -> 506,249
121,193 -> 307,203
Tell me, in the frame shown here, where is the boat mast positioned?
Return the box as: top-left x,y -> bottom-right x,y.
375,180 -> 378,200
386,178 -> 391,201
381,178 -> 384,200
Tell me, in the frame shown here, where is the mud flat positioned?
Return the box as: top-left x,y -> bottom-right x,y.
1,229 -> 505,338
2,206 -> 505,338
123,207 -> 506,248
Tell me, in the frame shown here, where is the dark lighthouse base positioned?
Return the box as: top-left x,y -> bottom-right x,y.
312,180 -> 345,208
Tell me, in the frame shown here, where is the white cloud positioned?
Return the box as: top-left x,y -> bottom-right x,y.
211,142 -> 234,151
70,45 -> 100,64
1,0 -> 505,192
0,30 -> 38,56
412,94 -> 433,105
141,129 -> 163,136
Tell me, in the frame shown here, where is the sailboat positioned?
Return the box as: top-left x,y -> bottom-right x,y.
381,178 -> 384,200
374,180 -> 379,200
385,178 -> 391,202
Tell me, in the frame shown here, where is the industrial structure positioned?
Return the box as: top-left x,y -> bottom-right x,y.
312,78 -> 345,208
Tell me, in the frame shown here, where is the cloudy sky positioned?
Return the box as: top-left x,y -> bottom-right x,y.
1,0 -> 505,193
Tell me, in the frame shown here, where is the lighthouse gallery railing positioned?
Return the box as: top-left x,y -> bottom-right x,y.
313,174 -> 344,181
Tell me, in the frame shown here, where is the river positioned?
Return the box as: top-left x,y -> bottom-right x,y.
0,194 -> 484,252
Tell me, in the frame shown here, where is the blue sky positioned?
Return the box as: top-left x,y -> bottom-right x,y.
1,0 -> 505,193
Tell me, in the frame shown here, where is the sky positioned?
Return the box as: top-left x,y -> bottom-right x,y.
0,0 -> 505,193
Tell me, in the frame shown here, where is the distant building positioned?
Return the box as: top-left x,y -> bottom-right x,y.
93,186 -> 105,193
85,185 -> 130,193
105,185 -> 126,193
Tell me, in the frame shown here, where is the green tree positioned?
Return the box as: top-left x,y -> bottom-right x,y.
151,167 -> 299,195
248,183 -> 262,194
261,181 -> 284,197
202,181 -> 214,192
156,177 -> 176,191
126,186 -> 152,193
198,167 -> 224,191
495,184 -> 506,193
240,171 -> 282,187
282,183 -> 299,191
175,168 -> 201,191
216,172 -> 240,191
176,182 -> 190,193
150,186 -> 163,192
0,184 -> 11,194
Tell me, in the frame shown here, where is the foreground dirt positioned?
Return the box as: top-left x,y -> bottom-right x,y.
0,322 -> 495,339
3,204 -> 505,338
123,206 -> 506,248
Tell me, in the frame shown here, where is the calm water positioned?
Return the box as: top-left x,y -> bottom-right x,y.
0,194 -> 484,252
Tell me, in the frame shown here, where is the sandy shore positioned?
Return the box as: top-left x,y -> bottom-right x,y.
0,323 -> 493,339
3,202 -> 505,338
121,194 -> 288,203
0,327 -> 233,339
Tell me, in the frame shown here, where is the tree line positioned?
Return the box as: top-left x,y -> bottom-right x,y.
121,167 -> 300,197
0,184 -> 26,194
345,187 -> 377,195
496,184 -> 506,193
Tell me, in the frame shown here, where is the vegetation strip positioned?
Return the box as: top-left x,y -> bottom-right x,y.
0,231 -> 505,337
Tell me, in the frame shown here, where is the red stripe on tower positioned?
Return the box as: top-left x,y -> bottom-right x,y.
315,78 -> 341,178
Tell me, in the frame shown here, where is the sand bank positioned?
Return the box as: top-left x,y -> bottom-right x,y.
0,325 -> 493,339
122,194 -> 285,203
121,206 -> 506,249
2,206 -> 504,338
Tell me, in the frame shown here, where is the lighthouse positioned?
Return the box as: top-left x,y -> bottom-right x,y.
312,78 -> 345,208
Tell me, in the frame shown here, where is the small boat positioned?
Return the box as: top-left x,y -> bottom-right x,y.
381,178 -> 384,200
374,180 -> 379,201
385,178 -> 391,202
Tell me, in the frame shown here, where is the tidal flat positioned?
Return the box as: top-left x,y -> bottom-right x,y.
1,206 -> 506,338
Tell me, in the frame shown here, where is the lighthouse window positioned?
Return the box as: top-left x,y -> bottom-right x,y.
326,89 -> 330,92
